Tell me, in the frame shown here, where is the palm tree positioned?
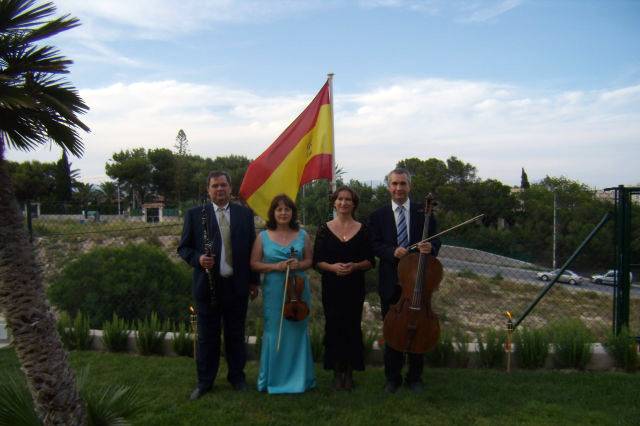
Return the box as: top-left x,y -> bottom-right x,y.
0,1 -> 89,424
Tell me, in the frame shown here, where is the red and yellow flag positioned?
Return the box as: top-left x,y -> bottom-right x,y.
239,81 -> 334,219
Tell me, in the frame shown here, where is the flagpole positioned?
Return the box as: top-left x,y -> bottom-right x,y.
327,73 -> 336,194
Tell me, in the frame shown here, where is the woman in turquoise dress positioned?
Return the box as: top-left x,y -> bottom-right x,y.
250,194 -> 316,394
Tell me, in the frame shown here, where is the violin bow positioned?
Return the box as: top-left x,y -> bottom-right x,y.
406,214 -> 484,251
276,247 -> 296,352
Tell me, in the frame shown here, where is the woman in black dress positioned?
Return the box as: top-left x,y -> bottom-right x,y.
313,186 -> 374,390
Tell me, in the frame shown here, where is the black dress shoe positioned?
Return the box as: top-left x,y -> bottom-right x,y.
232,381 -> 247,391
189,387 -> 210,401
384,381 -> 399,394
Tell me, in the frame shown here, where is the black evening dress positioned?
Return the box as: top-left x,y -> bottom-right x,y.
313,222 -> 375,371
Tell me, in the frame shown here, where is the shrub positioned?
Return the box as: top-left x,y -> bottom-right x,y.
513,327 -> 550,369
254,316 -> 263,359
0,369 -> 147,425
172,321 -> 194,358
48,243 -> 191,328
363,326 -> 378,364
425,328 -> 454,367
548,318 -> 593,370
604,326 -> 638,372
453,329 -> 471,368
457,269 -> 479,279
309,321 -> 324,363
491,272 -> 504,282
136,312 -> 168,356
476,328 -> 506,368
57,311 -> 92,350
101,313 -> 130,353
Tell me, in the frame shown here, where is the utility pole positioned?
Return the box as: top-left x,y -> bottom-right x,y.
552,191 -> 557,269
117,181 -> 121,216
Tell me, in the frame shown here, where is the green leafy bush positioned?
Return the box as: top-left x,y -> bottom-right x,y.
48,244 -> 191,327
57,311 -> 92,350
101,313 -> 130,353
254,316 -> 263,359
363,326 -> 378,364
136,312 -> 168,356
454,329 -> 471,368
309,321 -> 324,363
604,326 -> 638,372
548,318 -> 593,370
514,327 -> 550,369
425,328 -> 454,367
0,369 -> 147,425
457,269 -> 479,279
476,328 -> 506,368
171,321 -> 194,358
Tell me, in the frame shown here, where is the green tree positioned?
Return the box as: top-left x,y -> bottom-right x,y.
148,147 -> 176,200
6,160 -> 56,202
105,148 -> 152,211
54,150 -> 75,202
97,181 -> 117,213
520,167 -> 530,189
173,129 -> 189,208
0,1 -> 89,423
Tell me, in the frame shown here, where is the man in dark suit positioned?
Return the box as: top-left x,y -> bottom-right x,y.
178,171 -> 259,400
369,168 -> 441,394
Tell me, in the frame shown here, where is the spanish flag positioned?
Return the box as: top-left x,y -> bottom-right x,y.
239,80 -> 334,219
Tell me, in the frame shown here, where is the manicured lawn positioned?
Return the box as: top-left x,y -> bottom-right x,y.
1,347 -> 639,425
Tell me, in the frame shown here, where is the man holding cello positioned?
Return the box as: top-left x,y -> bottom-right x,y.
369,168 -> 441,393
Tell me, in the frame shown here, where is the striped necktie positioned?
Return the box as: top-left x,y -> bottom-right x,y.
217,207 -> 233,268
396,205 -> 408,248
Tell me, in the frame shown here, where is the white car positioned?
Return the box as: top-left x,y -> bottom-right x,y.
536,269 -> 583,285
591,270 -> 633,285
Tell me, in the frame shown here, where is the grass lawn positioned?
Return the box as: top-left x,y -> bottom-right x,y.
1,348 -> 639,425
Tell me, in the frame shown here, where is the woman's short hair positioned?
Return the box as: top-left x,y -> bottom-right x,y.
331,186 -> 359,218
266,194 -> 299,230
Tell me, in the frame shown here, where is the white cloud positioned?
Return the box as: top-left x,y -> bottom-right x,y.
7,77 -> 640,188
55,0 -> 332,38
357,0 -> 521,21
456,0 -> 523,23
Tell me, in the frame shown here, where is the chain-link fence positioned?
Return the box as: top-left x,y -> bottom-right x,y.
19,193 -> 640,345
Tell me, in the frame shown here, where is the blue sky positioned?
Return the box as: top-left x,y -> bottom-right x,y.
6,0 -> 640,188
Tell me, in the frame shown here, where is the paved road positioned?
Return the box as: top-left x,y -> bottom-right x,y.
440,257 -> 640,296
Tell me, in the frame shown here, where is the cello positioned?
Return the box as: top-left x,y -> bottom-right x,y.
383,194 -> 443,354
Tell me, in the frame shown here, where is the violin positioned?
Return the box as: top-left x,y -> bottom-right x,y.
383,194 -> 443,354
283,247 -> 309,322
276,247 -> 309,351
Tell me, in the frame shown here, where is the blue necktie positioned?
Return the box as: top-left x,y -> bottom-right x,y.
396,206 -> 408,248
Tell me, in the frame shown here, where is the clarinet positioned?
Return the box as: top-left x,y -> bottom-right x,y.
201,202 -> 219,308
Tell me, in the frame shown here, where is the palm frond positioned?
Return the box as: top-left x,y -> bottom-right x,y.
0,374 -> 42,426
0,0 -> 88,156
0,1 -> 56,33
76,367 -> 148,426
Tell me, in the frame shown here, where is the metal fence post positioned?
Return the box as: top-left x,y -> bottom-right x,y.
613,185 -> 632,334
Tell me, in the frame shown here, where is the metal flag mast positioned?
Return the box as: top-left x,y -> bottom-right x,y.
327,73 -> 336,194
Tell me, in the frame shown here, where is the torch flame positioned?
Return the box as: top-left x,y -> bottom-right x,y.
504,311 -> 512,320
189,306 -> 195,314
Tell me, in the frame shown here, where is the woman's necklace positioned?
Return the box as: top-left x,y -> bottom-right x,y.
334,220 -> 354,241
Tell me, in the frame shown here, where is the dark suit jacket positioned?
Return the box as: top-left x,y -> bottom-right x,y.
368,200 -> 441,302
178,202 -> 258,301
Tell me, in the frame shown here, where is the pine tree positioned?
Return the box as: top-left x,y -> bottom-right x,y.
521,167 -> 530,189
55,150 -> 73,202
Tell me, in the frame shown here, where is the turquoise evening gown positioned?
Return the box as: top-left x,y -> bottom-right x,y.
257,229 -> 316,394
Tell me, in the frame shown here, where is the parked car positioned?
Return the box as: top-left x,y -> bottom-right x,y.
536,269 -> 583,285
591,270 -> 634,285
591,270 -> 616,285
